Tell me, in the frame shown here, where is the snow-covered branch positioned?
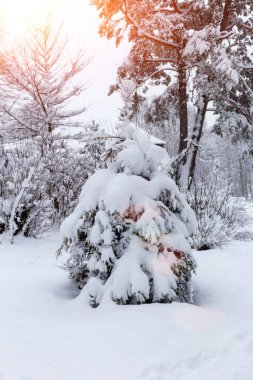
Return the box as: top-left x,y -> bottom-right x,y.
9,167 -> 35,243
122,2 -> 179,50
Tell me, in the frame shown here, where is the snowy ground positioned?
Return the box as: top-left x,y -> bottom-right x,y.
1,207 -> 253,380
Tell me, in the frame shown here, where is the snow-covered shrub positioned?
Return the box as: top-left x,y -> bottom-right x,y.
0,140 -> 66,238
233,230 -> 253,242
58,124 -> 197,307
0,134 -> 105,239
188,175 -> 248,250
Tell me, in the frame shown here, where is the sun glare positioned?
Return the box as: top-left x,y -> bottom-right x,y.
0,0 -> 91,39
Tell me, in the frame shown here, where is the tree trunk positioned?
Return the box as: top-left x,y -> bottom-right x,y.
220,0 -> 233,32
177,97 -> 208,190
187,99 -> 208,189
178,58 -> 188,154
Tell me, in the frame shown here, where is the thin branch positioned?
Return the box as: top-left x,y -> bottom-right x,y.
144,57 -> 178,67
237,22 -> 253,33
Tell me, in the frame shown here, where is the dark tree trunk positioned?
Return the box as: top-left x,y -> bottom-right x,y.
220,0 -> 233,32
178,58 -> 188,154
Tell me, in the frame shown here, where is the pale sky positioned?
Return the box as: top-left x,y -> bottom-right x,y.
0,0 -> 130,127
0,0 -> 218,131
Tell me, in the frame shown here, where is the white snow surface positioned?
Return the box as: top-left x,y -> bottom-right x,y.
1,205 -> 253,380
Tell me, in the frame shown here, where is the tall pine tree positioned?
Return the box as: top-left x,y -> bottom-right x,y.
92,0 -> 253,188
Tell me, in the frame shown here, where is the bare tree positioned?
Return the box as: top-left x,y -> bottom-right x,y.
0,19 -> 90,152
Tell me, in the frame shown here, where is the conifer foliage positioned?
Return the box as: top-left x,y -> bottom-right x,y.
93,0 -> 253,187
59,124 -> 197,307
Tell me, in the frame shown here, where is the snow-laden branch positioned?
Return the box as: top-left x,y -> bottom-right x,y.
122,2 -> 179,50
9,167 -> 35,243
239,74 -> 253,96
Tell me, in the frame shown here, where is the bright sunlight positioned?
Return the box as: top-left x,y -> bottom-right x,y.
0,0 -> 90,38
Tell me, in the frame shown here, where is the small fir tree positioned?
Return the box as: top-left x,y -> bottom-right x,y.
58,123 -> 197,307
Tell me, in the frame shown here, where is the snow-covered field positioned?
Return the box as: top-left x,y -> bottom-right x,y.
1,207 -> 253,380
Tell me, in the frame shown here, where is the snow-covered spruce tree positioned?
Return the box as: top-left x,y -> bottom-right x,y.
58,124 -> 197,307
